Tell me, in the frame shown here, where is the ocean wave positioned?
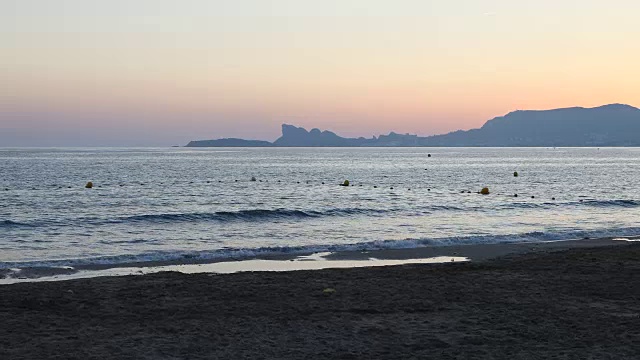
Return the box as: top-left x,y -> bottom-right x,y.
0,206 -> 461,229
579,199 -> 640,208
0,220 -> 32,228
106,208 -> 390,225
3,226 -> 640,270
498,199 -> 640,210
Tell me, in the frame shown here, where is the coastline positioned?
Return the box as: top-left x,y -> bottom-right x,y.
2,239 -> 640,359
1,237 -> 636,283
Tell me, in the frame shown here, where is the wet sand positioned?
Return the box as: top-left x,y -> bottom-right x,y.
2,241 -> 640,359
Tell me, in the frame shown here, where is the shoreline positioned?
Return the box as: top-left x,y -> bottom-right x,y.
1,240 -> 640,358
1,236 -> 636,284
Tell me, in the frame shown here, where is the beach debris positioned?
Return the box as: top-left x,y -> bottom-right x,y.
323,288 -> 336,295
340,180 -> 350,187
514,171 -> 519,177
85,181 -> 93,189
480,187 -> 490,195
251,177 -> 256,181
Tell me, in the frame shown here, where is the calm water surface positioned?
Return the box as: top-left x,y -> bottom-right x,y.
1,147 -> 639,268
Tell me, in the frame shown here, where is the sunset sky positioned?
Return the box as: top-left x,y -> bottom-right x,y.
1,0 -> 639,146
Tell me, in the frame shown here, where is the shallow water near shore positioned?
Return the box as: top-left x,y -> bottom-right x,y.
0,252 -> 469,284
2,147 -> 640,273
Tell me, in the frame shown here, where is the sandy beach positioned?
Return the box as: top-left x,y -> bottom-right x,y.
1,239 -> 640,359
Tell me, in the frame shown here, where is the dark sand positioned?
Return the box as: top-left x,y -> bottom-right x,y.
2,242 -> 640,359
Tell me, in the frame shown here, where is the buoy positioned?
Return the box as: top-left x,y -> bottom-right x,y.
374,186 -> 378,188
85,182 -> 93,189
428,189 -> 431,191
322,182 -> 325,184
390,187 -> 394,189
251,176 -> 256,182
480,187 -> 490,195
514,171 -> 519,177
340,180 -> 350,187
428,154 -> 431,158
514,194 -> 518,197
552,197 -> 556,200
531,196 -> 535,199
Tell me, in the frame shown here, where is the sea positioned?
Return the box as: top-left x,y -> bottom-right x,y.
1,147 -> 640,272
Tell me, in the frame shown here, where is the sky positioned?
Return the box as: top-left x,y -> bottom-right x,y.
1,0 -> 640,146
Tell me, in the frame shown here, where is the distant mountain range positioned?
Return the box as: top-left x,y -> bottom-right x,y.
186,104 -> 640,147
